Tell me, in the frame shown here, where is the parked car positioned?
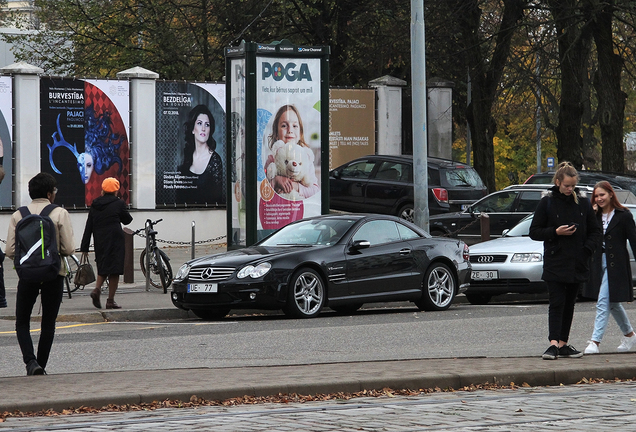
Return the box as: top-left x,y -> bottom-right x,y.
525,171 -> 636,195
329,155 -> 487,221
467,207 -> 636,305
171,214 -> 471,319
428,184 -> 553,245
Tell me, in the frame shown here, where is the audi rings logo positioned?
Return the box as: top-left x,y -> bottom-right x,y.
477,256 -> 495,263
201,268 -> 215,279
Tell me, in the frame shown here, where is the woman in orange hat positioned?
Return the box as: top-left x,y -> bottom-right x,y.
80,177 -> 132,309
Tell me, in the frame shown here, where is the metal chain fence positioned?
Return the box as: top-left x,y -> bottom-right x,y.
134,232 -> 227,246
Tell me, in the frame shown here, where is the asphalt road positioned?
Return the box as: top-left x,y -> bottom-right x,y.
0,296 -> 627,378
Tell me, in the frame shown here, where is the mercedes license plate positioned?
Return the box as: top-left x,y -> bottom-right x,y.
187,283 -> 218,293
471,270 -> 498,280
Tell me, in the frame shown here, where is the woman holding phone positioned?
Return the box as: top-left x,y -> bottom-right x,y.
529,161 -> 602,360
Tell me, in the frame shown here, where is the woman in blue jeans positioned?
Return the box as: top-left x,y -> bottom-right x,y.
583,181 -> 636,354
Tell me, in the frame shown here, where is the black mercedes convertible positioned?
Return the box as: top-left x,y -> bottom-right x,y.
171,214 -> 471,319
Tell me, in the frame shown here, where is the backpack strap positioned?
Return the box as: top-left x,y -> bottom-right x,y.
40,204 -> 58,217
18,206 -> 30,219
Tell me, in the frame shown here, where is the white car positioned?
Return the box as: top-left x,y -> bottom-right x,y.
467,207 -> 636,305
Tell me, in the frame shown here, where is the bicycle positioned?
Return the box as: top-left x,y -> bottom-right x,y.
62,254 -> 82,299
134,219 -> 173,293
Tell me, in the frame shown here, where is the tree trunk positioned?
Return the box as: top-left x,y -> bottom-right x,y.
590,0 -> 626,173
459,0 -> 526,192
548,0 -> 593,169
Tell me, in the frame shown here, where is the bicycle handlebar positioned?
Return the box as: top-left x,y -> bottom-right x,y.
132,219 -> 164,236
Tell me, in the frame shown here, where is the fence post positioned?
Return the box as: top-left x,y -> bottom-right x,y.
123,227 -> 134,283
480,213 -> 490,243
191,221 -> 196,259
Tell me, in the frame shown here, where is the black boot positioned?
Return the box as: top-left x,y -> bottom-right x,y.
26,359 -> 44,376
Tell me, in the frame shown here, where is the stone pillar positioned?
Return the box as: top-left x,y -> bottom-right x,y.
369,75 -> 406,156
117,66 -> 159,209
427,77 -> 454,160
0,62 -> 43,206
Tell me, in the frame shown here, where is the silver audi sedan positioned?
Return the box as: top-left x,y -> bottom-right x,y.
466,207 -> 636,305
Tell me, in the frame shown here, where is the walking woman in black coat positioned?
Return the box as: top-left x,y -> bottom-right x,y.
81,178 -> 133,309
582,181 -> 636,354
529,162 -> 602,360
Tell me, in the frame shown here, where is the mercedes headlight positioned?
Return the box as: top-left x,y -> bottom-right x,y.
237,262 -> 272,279
173,264 -> 191,282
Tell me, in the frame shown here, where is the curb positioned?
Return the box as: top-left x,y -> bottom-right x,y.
2,355 -> 636,413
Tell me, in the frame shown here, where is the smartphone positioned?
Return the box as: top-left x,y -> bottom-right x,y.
570,223 -> 579,229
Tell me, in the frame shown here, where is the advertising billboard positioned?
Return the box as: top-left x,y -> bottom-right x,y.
328,88 -> 376,170
0,76 -> 12,208
155,82 -> 226,207
40,78 -> 130,207
229,59 -> 246,246
256,56 -> 322,237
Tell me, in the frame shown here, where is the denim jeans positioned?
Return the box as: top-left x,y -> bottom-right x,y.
591,254 -> 633,343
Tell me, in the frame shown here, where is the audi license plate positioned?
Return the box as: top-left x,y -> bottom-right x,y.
471,270 -> 498,280
187,283 -> 218,293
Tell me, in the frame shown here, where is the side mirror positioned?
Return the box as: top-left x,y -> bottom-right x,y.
502,229 -> 510,237
332,170 -> 341,179
350,240 -> 370,250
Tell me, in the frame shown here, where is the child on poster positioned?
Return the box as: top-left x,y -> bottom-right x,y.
264,104 -> 319,200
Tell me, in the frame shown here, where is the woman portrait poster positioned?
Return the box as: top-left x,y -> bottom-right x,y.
0,76 -> 13,208
155,82 -> 226,207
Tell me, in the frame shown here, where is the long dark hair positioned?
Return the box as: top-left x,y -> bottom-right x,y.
182,104 -> 216,170
593,181 -> 626,214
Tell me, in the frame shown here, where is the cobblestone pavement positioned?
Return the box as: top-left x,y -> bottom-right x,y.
3,381 -> 636,431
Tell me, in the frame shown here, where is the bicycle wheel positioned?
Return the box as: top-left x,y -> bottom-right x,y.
157,249 -> 173,292
140,248 -> 173,291
63,255 -> 82,298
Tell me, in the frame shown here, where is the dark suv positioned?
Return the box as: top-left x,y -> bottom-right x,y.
525,171 -> 636,194
329,155 -> 487,221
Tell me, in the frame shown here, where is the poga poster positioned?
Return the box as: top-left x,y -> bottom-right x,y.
40,78 -> 130,207
155,82 -> 226,207
0,76 -> 13,209
256,57 -> 322,239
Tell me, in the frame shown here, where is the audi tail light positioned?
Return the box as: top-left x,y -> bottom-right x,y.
463,243 -> 469,261
432,188 -> 448,203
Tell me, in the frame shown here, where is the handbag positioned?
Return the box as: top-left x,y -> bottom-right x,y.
74,254 -> 96,286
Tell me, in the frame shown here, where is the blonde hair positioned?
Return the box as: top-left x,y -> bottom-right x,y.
552,161 -> 579,204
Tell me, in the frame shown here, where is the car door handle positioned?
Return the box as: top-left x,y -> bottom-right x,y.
399,248 -> 411,255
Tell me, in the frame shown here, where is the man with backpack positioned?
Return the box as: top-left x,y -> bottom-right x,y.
6,173 -> 75,375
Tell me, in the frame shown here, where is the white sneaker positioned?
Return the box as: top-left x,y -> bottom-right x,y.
617,334 -> 636,352
584,341 -> 600,354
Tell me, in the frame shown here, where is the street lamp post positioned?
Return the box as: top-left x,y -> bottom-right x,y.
411,0 -> 428,231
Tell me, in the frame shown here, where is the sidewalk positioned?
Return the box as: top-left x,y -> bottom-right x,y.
0,245 -> 223,322
2,245 -> 631,415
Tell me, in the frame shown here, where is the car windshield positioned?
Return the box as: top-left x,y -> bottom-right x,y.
443,168 -> 485,188
260,218 -> 357,247
504,215 -> 533,237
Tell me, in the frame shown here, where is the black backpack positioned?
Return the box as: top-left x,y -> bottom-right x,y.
14,204 -> 61,283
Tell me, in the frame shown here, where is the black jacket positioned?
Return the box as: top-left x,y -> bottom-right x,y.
80,195 -> 133,275
529,186 -> 602,283
582,207 -> 636,302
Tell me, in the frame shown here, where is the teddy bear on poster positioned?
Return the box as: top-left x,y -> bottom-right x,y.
266,140 -> 316,201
